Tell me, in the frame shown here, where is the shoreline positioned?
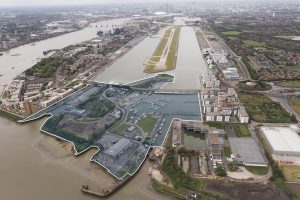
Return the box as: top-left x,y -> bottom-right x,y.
33,132 -> 118,190
0,16 -> 120,53
0,29 -> 80,53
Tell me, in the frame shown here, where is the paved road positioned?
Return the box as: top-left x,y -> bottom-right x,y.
211,31 -> 251,80
268,95 -> 300,122
247,121 -> 273,183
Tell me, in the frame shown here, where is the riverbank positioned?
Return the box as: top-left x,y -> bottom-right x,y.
0,116 -> 174,200
0,29 -> 79,53
0,109 -> 23,122
0,16 -> 119,53
33,132 -> 117,190
0,18 -> 128,88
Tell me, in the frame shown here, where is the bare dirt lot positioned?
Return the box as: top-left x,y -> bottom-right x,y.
59,114 -> 115,139
204,181 -> 288,200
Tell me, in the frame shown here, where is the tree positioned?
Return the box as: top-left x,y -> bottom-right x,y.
216,164 -> 227,177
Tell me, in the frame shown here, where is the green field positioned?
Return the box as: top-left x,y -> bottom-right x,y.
152,179 -> 186,199
223,146 -> 232,157
245,166 -> 269,175
111,123 -> 130,134
165,27 -> 181,70
147,28 -> 171,65
281,165 -> 300,183
137,115 -> 158,134
282,66 -> 300,73
78,97 -> 115,118
239,92 -> 296,123
207,122 -> 251,137
228,36 -> 238,40
242,40 -> 265,48
289,97 -> 300,115
25,57 -> 60,78
222,31 -> 242,36
277,80 -> 300,87
233,124 -> 252,137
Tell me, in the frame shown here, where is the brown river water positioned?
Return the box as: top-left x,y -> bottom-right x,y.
0,117 -> 172,200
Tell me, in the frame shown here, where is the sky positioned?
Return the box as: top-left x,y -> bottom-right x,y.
0,0 -> 298,8
0,0 -> 178,7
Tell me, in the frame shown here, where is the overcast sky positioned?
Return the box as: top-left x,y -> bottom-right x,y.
0,0 -> 175,7
0,0 -> 298,8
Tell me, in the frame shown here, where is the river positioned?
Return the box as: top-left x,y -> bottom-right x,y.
0,117 -> 173,200
0,18 -> 128,90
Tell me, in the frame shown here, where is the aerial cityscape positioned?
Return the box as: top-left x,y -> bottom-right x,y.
0,0 -> 300,200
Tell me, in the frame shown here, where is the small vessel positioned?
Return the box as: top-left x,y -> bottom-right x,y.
148,167 -> 152,175
0,52 -> 3,56
11,67 -> 15,69
11,53 -> 21,56
30,43 -> 36,46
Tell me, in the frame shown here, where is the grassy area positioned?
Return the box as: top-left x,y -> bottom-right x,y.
242,56 -> 258,80
0,109 -> 23,121
111,123 -> 130,134
78,97 -> 115,118
242,40 -> 265,48
162,148 -> 203,190
282,66 -> 300,73
245,166 -> 269,175
207,122 -> 251,137
228,36 -> 238,40
25,57 -> 60,78
146,28 -> 171,70
137,115 -> 157,133
223,146 -> 232,157
239,92 -> 296,123
161,148 -> 225,199
152,179 -> 186,199
222,31 -> 242,36
166,27 -> 181,70
281,165 -> 300,183
289,97 -> 300,115
277,80 -> 300,87
233,124 -> 251,137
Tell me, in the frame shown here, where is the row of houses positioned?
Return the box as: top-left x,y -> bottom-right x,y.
1,79 -> 85,116
201,71 -> 249,123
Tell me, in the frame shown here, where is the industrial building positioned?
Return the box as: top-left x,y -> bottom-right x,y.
260,125 -> 300,156
104,138 -> 132,160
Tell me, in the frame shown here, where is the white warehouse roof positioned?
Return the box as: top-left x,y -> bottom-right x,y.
260,126 -> 300,156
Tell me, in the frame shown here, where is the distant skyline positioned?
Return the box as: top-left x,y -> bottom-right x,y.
0,0 -> 298,8
0,0 -> 175,8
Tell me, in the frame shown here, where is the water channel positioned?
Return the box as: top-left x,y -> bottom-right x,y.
94,17 -> 207,90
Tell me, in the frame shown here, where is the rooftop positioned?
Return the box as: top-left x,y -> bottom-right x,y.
260,126 -> 300,155
104,138 -> 131,157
